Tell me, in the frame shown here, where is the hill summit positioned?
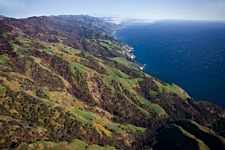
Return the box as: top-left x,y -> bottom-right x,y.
0,15 -> 225,149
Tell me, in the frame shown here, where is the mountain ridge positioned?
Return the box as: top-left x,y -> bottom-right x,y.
0,15 -> 224,150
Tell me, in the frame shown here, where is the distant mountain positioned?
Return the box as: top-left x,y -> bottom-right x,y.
55,15 -> 120,34
0,15 -> 225,149
0,15 -> 6,19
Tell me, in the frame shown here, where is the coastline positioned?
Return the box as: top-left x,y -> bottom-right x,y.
114,28 -> 146,70
114,21 -> 225,109
114,23 -> 193,100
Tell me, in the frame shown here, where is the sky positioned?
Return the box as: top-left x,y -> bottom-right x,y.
0,0 -> 225,20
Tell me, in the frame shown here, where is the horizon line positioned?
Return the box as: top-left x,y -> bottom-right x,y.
1,14 -> 225,22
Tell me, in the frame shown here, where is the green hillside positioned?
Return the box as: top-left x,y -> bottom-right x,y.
0,15 -> 224,149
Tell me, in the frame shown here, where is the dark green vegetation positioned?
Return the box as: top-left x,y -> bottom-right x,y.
0,15 -> 225,150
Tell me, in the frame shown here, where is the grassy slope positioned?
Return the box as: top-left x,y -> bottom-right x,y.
17,139 -> 116,150
0,35 -> 154,148
0,25 -> 223,149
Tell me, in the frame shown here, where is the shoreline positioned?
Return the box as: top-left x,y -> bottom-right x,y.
114,22 -> 225,108
114,29 -> 146,70
114,24 -> 194,100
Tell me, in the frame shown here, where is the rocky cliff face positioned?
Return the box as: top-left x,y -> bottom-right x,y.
0,15 -> 224,150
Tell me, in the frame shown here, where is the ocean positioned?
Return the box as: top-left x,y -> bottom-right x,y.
116,20 -> 225,109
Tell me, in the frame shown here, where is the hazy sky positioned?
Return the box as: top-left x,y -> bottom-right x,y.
0,0 -> 225,20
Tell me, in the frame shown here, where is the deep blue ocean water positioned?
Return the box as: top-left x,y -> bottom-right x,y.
116,21 -> 225,109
